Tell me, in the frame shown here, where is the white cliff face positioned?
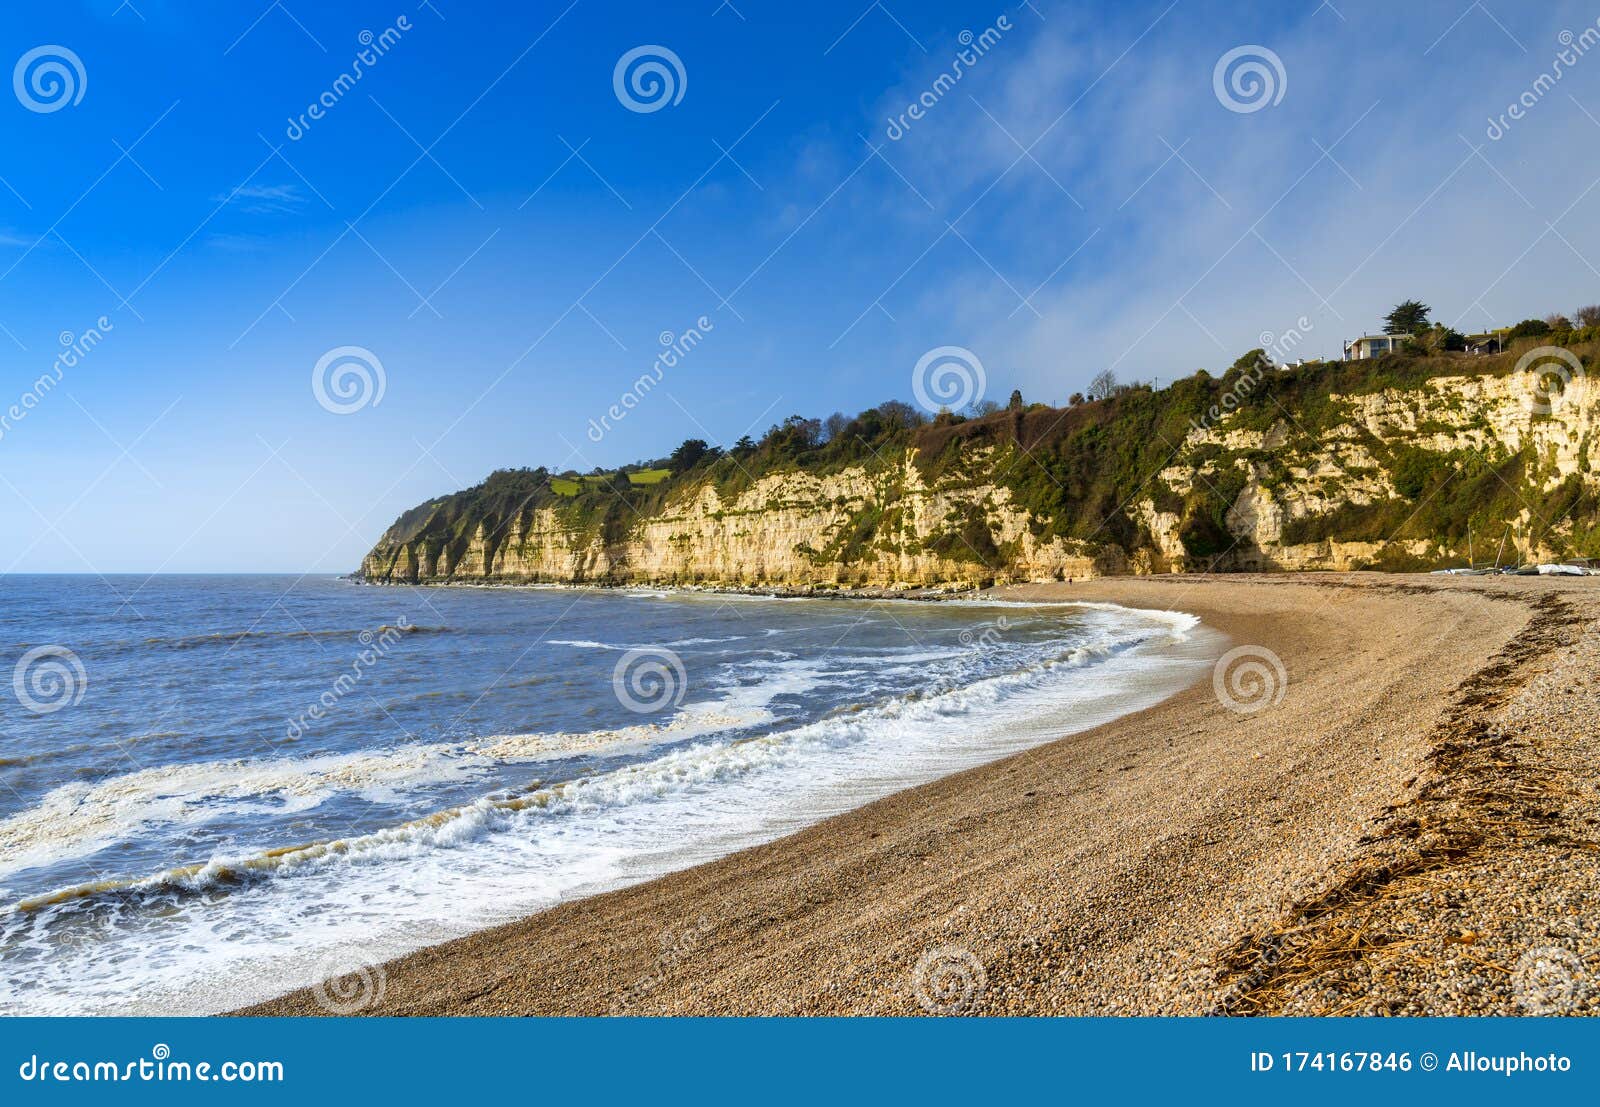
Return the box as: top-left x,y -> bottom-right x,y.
366,452 -> 1117,588
1160,370 -> 1598,570
1354,373 -> 1596,491
1131,500 -> 1185,568
1225,470 -> 1284,555
362,370 -> 1600,585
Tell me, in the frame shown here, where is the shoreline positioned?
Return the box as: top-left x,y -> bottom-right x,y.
239,573 -> 1599,1016
346,573 -> 994,602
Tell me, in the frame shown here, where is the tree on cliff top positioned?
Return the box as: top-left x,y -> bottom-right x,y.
669,438 -> 720,473
1383,300 -> 1431,335
1086,370 -> 1117,402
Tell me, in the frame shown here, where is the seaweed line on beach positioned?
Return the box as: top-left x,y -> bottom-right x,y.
1210,591 -> 1598,1015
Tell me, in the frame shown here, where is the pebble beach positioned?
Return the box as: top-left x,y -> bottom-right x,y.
238,574 -> 1600,1017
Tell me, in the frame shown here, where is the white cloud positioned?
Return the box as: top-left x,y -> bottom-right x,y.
212,182 -> 306,215
843,0 -> 1600,399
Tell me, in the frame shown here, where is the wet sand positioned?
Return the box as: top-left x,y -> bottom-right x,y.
238,573 -> 1600,1016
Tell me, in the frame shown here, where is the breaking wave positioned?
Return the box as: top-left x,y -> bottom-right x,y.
0,597 -> 1215,1015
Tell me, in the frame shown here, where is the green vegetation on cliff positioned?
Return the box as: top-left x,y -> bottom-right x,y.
360,331 -> 1600,583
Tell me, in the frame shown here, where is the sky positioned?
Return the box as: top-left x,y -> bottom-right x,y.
2,0 -> 1600,572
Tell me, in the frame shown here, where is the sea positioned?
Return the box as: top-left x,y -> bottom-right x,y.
0,575 -> 1220,1014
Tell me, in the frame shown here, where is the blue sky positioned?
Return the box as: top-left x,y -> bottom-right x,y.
3,0 -> 1599,572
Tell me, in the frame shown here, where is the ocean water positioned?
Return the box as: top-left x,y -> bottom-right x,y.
0,575 -> 1220,1015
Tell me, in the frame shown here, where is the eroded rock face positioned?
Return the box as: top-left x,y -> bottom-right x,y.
1175,372 -> 1595,569
360,371 -> 1599,585
362,454 -> 1115,588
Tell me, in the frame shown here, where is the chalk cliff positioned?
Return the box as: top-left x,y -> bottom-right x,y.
359,354 -> 1598,587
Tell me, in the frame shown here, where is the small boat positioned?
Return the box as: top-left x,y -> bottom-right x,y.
1536,563 -> 1587,576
